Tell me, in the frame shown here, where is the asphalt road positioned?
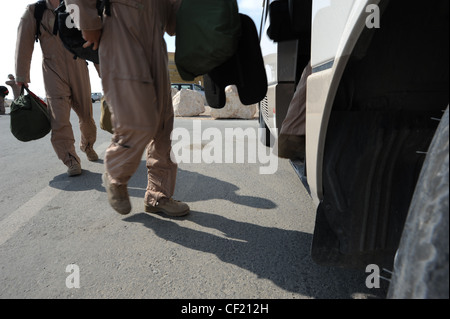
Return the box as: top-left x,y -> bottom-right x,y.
0,103 -> 388,300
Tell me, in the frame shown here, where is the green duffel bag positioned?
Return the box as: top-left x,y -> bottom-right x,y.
175,0 -> 241,81
10,86 -> 51,142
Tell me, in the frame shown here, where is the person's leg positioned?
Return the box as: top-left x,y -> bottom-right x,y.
70,61 -> 98,161
47,96 -> 82,176
143,101 -> 189,217
0,97 -> 5,115
101,78 -> 156,215
99,0 -> 188,215
103,127 -> 153,215
278,63 -> 312,160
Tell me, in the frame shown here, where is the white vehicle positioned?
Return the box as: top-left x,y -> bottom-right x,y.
259,0 -> 448,298
171,83 -> 205,95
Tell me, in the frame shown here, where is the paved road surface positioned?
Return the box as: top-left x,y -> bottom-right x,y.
0,103 -> 388,300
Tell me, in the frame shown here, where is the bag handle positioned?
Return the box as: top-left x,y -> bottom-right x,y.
23,86 -> 48,108
19,85 -> 25,96
22,85 -> 51,121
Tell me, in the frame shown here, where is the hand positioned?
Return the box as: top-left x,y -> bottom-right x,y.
82,29 -> 102,51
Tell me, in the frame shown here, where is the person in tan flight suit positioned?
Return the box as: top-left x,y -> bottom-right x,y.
15,0 -> 98,176
277,63 -> 312,161
66,0 -> 189,216
5,74 -> 21,100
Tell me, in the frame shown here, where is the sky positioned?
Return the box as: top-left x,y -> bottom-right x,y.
0,0 -> 264,99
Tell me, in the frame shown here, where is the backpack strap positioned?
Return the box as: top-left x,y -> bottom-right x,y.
97,0 -> 111,17
34,0 -> 47,43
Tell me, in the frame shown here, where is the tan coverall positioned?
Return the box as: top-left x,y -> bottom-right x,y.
15,0 -> 97,167
279,63 -> 312,137
5,76 -> 21,100
67,0 -> 180,205
0,96 -> 5,115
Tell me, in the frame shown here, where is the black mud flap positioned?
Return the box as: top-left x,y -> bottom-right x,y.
311,110 -> 441,270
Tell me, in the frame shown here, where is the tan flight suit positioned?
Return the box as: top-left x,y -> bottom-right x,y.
5,76 -> 21,100
67,0 -> 180,205
280,63 -> 312,137
0,96 -> 5,115
0,85 -> 8,114
15,0 -> 97,168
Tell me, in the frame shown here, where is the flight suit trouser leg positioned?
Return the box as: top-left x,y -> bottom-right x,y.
47,97 -> 80,166
0,97 -> 5,115
103,80 -> 178,206
104,121 -> 177,207
144,107 -> 178,206
105,128 -> 153,185
70,73 -> 97,153
280,63 -> 312,136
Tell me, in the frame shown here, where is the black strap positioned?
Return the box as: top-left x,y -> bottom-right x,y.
53,1 -> 65,36
97,0 -> 111,17
104,0 -> 111,16
33,0 -> 47,42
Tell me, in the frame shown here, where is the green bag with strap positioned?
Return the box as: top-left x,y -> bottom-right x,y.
10,86 -> 51,142
175,0 -> 241,81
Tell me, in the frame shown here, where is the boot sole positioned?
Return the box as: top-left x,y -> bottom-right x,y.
144,204 -> 189,217
67,168 -> 82,177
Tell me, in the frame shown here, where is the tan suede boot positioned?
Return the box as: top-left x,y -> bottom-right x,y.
84,147 -> 99,162
67,159 -> 82,177
145,198 -> 190,217
103,173 -> 131,215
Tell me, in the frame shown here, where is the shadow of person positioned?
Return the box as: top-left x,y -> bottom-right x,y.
49,169 -> 104,192
128,163 -> 277,209
123,211 -> 377,299
47,160 -> 276,212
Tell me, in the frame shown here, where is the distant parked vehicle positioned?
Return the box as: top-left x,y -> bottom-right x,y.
91,92 -> 102,102
171,83 -> 205,95
171,83 -> 206,104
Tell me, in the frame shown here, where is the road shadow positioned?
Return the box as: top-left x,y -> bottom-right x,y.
49,169 -> 104,192
124,211 -> 386,299
128,164 -> 277,209
48,161 -> 277,211
47,160 -> 386,298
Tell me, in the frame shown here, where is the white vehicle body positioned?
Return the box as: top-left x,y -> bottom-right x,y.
258,0 -> 449,298
307,0 -> 378,204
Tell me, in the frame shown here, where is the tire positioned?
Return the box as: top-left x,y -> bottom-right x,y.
388,106 -> 449,299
